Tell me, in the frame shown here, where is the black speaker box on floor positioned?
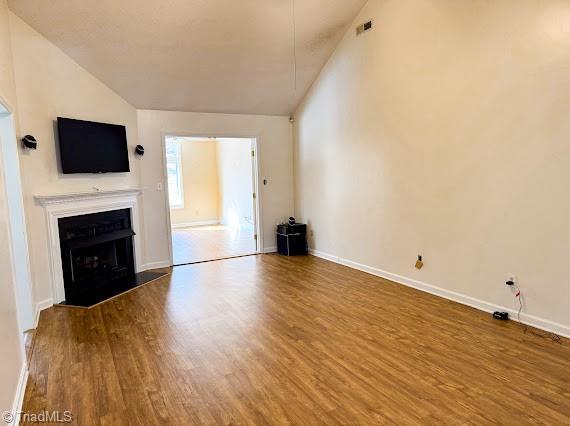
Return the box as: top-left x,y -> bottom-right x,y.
277,223 -> 308,256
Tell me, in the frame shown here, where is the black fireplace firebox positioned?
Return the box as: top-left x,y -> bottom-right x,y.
58,209 -> 136,306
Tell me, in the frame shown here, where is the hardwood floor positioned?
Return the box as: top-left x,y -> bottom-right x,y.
172,225 -> 256,265
24,255 -> 569,424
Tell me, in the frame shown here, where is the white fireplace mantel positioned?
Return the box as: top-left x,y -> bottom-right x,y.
35,188 -> 143,304
34,188 -> 141,206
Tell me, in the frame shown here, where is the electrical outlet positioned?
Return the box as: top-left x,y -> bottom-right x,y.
156,182 -> 163,191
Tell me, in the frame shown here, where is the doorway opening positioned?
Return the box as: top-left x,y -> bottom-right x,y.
0,97 -> 35,361
164,136 -> 261,265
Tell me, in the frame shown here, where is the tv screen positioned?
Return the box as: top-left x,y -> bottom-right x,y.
57,117 -> 130,174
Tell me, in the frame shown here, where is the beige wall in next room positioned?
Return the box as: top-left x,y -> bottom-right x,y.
170,139 -> 220,226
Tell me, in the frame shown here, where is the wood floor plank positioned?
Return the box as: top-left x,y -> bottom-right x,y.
23,254 -> 569,424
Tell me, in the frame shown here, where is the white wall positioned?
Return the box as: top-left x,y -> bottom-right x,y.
216,138 -> 254,230
294,0 -> 570,332
9,13 -> 142,304
137,110 -> 293,263
0,0 -> 26,415
0,0 -> 16,107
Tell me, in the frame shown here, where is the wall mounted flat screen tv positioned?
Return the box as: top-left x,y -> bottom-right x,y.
57,117 -> 130,174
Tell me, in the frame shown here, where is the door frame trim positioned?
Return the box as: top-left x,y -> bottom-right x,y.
160,133 -> 263,266
0,94 -> 35,359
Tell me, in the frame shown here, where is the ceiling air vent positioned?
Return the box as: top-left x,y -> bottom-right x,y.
356,20 -> 373,36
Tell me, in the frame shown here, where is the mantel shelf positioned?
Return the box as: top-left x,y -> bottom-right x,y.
34,188 -> 141,206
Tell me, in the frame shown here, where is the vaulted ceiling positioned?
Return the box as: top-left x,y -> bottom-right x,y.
8,0 -> 367,115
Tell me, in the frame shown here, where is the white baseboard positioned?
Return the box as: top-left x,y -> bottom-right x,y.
172,220 -> 219,229
309,249 -> 570,339
262,246 -> 277,254
139,260 -> 172,271
34,298 -> 53,328
10,362 -> 28,424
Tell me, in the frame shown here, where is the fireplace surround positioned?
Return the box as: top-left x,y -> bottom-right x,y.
35,189 -> 144,305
